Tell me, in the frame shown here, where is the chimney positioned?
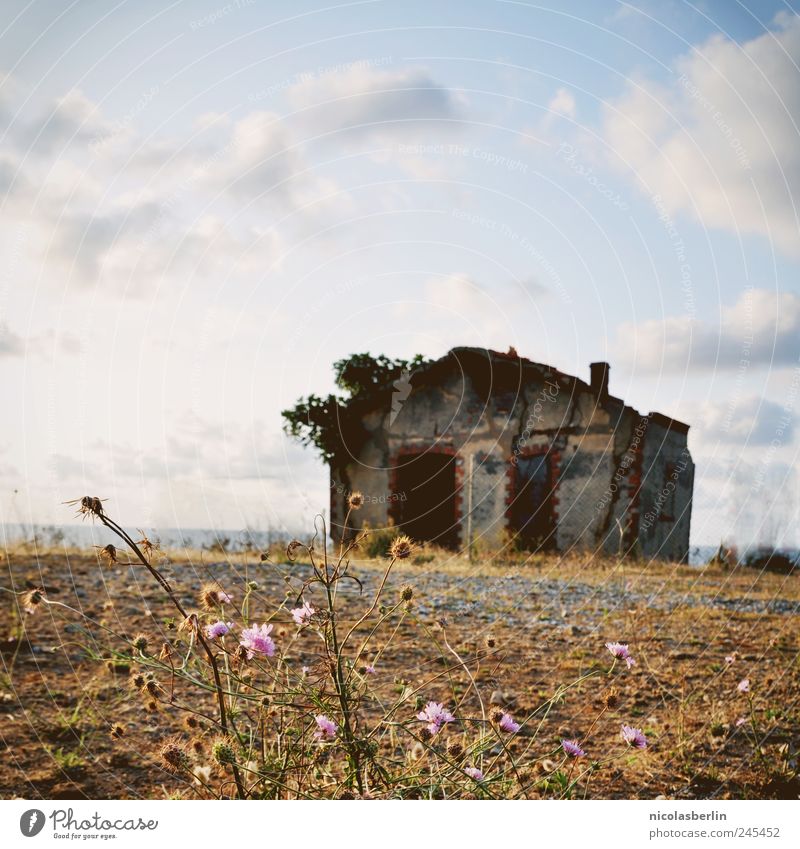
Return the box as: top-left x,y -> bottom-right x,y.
590,361 -> 610,399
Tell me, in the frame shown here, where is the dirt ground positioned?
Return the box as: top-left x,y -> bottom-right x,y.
2,544 -> 799,799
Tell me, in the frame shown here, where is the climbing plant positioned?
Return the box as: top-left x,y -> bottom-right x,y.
281,352 -> 430,465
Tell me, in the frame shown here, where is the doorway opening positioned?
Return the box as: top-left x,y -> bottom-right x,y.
394,451 -> 459,549
508,452 -> 556,550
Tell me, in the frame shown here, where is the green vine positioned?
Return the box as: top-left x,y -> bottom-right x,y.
281,352 -> 429,466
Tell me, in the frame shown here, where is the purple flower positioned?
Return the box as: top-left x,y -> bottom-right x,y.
621,724 -> 648,749
735,716 -> 747,727
606,642 -> 636,669
417,701 -> 455,735
498,712 -> 521,734
737,678 -> 750,693
561,739 -> 586,758
217,590 -> 233,604
365,665 -> 376,675
205,620 -> 233,639
314,714 -> 337,741
239,623 -> 276,659
464,766 -> 484,782
291,601 -> 315,626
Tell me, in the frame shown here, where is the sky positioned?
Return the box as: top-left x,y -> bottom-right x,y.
1,0 -> 799,548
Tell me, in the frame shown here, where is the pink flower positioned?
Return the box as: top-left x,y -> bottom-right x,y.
217,590 -> 233,604
291,601 -> 315,626
417,701 -> 455,735
606,642 -> 636,668
498,712 -> 521,734
737,678 -> 750,694
735,717 -> 747,727
621,724 -> 648,749
205,620 -> 233,639
464,766 -> 484,782
314,714 -> 337,740
239,623 -> 276,658
561,739 -> 586,757
725,654 -> 736,664
365,665 -> 376,675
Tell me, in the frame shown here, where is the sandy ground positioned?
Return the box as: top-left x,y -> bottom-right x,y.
1,544 -> 799,799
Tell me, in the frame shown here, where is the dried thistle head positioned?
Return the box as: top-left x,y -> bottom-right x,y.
146,699 -> 159,713
490,708 -> 505,725
485,634 -> 497,650
110,724 -> 125,740
211,738 -> 236,766
158,642 -> 172,662
199,583 -> 230,611
286,539 -> 303,560
390,535 -> 414,560
66,496 -> 105,520
160,739 -> 191,774
348,491 -> 364,510
135,531 -> 158,559
400,584 -> 414,602
132,634 -> 149,654
97,544 -> 117,564
178,613 -> 199,634
144,679 -> 160,697
184,715 -> 200,731
190,738 -> 204,755
446,740 -> 464,759
602,688 -> 619,710
21,587 -> 45,615
419,727 -> 434,742
131,673 -> 146,691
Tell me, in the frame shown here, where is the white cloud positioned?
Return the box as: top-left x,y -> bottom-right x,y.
696,395 -> 794,446
616,288 -> 800,371
287,64 -> 466,141
548,87 -> 576,118
604,13 -> 800,256
0,324 -> 25,356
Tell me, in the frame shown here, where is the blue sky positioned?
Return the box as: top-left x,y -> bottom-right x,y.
1,0 -> 799,547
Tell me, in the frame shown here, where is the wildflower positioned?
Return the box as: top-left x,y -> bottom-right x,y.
606,642 -> 636,669
21,587 -> 44,615
365,665 -> 376,675
725,654 -> 736,664
217,590 -> 233,604
160,740 -> 191,774
400,584 -> 414,602
348,491 -> 364,509
735,717 -> 747,728
314,715 -> 338,741
291,601 -> 315,626
239,623 -> 276,659
390,534 -> 414,560
621,724 -> 648,749
464,766 -> 484,782
205,621 -> 233,640
561,739 -> 586,758
417,701 -> 455,735
497,712 -> 521,734
302,665 -> 311,677
737,678 -> 750,694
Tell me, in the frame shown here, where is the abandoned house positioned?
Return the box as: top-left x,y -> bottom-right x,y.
329,347 -> 694,562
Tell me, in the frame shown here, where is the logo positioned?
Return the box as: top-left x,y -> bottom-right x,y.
20,810 -> 45,837
390,369 -> 414,426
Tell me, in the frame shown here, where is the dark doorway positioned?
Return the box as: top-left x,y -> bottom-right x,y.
395,452 -> 459,548
509,453 -> 556,550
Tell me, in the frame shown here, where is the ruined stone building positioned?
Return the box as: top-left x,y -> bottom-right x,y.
330,347 -> 694,562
